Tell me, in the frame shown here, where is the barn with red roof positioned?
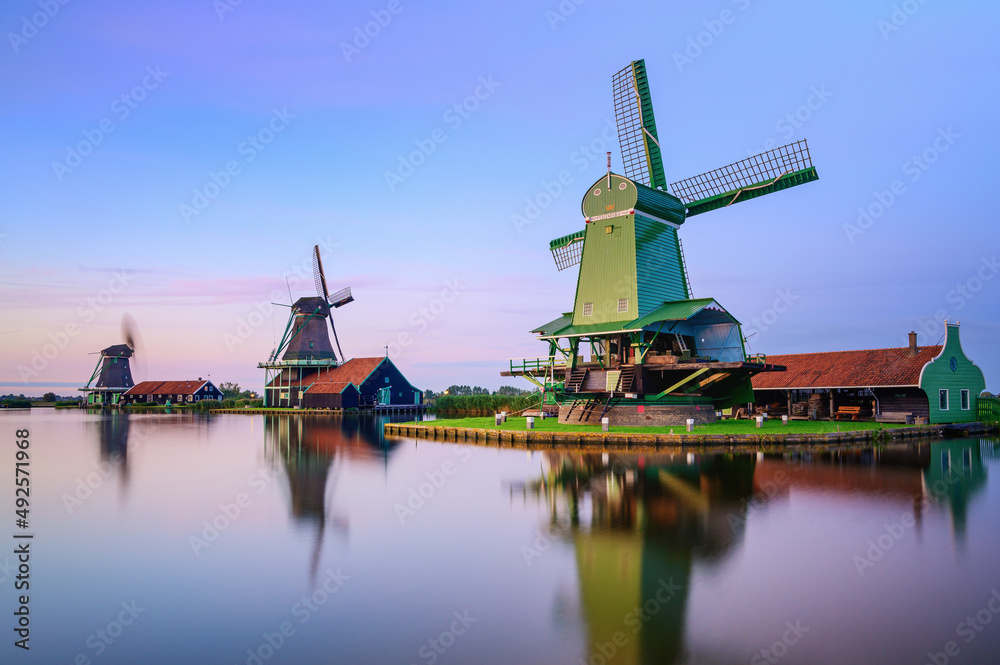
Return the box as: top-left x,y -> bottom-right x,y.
264,356 -> 422,410
751,323 -> 985,424
123,379 -> 223,405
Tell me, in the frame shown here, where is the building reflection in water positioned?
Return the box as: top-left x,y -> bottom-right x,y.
263,414 -> 402,581
525,451 -> 757,665
524,437 -> 994,665
91,412 -> 131,499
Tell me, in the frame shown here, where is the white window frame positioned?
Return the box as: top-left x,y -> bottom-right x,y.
939,389 -> 949,411
617,298 -> 628,313
960,389 -> 970,410
582,302 -> 593,317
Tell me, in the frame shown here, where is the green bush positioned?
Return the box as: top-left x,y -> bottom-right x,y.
1,399 -> 32,409
433,393 -> 540,414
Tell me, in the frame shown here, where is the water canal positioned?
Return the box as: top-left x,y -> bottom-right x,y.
3,410 -> 999,665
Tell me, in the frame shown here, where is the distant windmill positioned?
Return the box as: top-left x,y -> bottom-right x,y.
509,59 -> 819,426
80,314 -> 144,406
259,246 -> 355,407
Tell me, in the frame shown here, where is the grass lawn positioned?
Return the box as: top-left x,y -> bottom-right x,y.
411,416 -> 910,436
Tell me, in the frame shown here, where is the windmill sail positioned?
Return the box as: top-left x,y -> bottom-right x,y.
670,139 -> 818,217
312,245 -> 346,363
549,230 -> 585,271
327,286 -> 353,308
612,60 -> 666,190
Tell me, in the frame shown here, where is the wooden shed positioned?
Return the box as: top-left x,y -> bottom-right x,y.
301,381 -> 360,410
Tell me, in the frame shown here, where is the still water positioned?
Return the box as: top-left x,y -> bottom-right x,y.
2,410 -> 999,665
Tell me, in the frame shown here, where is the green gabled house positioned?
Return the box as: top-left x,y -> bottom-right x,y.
919,323 -> 987,424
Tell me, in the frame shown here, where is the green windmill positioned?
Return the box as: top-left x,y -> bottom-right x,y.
505,59 -> 819,425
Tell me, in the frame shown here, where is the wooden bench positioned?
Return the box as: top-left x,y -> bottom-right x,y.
876,411 -> 914,424
833,406 -> 863,420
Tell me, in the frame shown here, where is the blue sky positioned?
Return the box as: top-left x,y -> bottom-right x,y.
1,0 -> 997,394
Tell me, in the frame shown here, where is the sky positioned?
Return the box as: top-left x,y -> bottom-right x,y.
1,0 -> 998,395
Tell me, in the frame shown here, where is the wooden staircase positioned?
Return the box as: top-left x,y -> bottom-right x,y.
565,368 -> 588,393
617,365 -> 637,393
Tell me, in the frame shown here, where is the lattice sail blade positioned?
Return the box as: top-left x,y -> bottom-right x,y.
312,245 -> 330,305
670,139 -> 819,217
612,60 -> 666,190
549,230 -> 585,271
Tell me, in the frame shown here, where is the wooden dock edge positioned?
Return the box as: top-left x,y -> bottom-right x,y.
382,421 -> 993,451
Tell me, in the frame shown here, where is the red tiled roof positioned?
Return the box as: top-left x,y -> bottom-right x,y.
751,346 -> 942,390
306,381 -> 357,395
311,357 -> 386,387
125,380 -> 209,396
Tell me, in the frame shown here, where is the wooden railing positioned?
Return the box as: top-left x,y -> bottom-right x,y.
508,357 -> 566,374
977,395 -> 1000,424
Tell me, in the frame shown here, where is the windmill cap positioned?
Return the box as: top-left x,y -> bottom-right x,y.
101,344 -> 134,357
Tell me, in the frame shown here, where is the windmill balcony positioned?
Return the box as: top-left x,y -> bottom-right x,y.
508,357 -> 567,375
257,358 -> 340,369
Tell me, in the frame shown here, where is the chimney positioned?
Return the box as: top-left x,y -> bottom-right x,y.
908,331 -> 918,357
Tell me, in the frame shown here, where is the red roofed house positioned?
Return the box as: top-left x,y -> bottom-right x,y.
751,323 -> 986,424
123,379 -> 224,405
265,356 -> 422,409
301,381 -> 360,410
